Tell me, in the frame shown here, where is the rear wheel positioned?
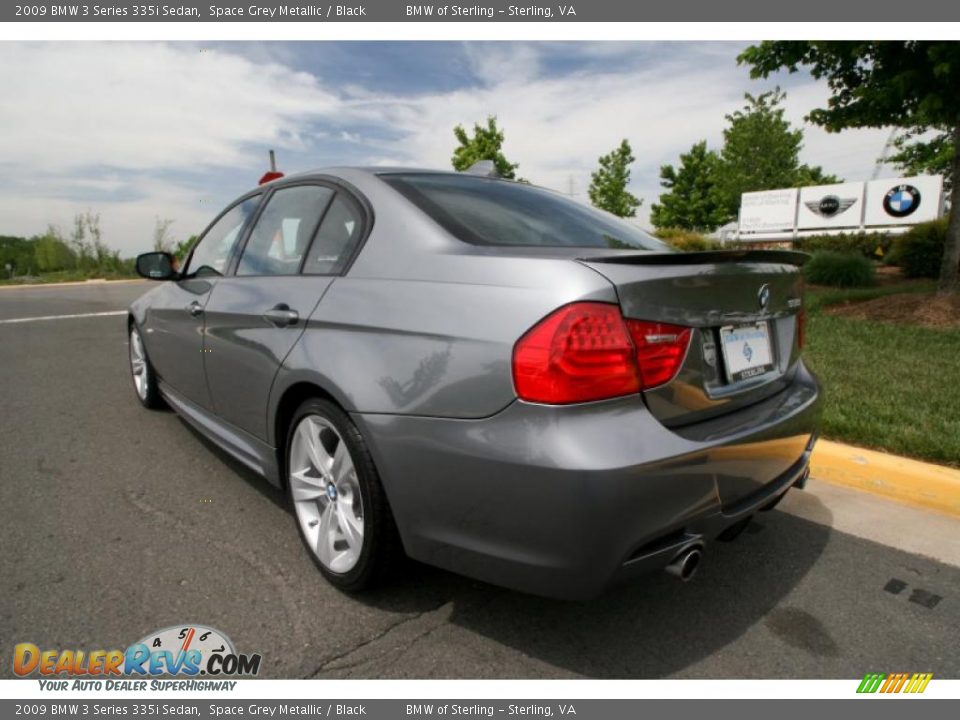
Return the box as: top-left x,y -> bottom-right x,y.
286,398 -> 399,591
129,324 -> 163,409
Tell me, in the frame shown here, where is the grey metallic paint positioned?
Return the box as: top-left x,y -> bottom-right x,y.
130,167 -> 822,599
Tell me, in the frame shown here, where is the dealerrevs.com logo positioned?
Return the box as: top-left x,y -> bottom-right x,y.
13,625 -> 261,690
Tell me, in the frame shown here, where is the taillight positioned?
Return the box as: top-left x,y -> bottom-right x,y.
512,303 -> 692,404
512,303 -> 640,404
625,320 -> 692,389
797,307 -> 806,349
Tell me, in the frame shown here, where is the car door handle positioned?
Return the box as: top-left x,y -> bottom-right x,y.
262,304 -> 299,327
186,301 -> 204,317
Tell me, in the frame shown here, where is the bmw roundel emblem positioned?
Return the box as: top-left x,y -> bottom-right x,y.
883,184 -> 921,218
758,284 -> 770,310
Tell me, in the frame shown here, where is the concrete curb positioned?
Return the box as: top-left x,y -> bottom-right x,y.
811,439 -> 960,518
0,278 -> 145,291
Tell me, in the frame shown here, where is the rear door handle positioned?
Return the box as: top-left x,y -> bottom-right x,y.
262,304 -> 300,328
186,301 -> 203,317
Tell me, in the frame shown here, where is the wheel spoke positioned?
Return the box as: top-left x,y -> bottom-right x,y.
336,501 -> 363,548
316,502 -> 337,566
331,441 -> 354,484
289,469 -> 326,502
300,420 -> 333,479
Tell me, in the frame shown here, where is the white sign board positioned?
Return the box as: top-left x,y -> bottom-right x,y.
863,175 -> 944,227
738,188 -> 798,234
797,182 -> 865,230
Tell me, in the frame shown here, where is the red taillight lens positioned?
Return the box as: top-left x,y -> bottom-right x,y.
625,320 -> 692,389
512,303 -> 641,404
797,307 -> 806,349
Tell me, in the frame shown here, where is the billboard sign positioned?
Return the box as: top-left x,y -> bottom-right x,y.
863,175 -> 944,227
798,182 -> 865,230
738,188 -> 798,234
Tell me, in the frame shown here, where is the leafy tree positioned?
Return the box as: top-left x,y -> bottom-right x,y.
795,164 -> 842,187
738,41 -> 960,293
0,235 -> 35,275
34,229 -> 76,272
650,141 -> 726,231
588,139 -> 642,218
451,116 -> 520,180
889,131 -> 954,190
715,89 -> 837,219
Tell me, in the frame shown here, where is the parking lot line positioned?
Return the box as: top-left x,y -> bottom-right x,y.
0,310 -> 127,325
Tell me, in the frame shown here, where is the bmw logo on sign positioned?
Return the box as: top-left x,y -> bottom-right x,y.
883,184 -> 921,218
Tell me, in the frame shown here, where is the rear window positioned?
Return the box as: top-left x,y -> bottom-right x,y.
380,173 -> 669,251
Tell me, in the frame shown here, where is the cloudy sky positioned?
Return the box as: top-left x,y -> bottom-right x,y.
0,41 -> 898,255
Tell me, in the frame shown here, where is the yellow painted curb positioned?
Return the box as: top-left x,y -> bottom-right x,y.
811,439 -> 960,518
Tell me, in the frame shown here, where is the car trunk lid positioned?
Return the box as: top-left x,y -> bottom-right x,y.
579,250 -> 807,428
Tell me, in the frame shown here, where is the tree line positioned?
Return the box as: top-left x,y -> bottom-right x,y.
451,42 -> 959,294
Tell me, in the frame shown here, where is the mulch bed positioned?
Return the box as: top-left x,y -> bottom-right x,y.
824,291 -> 960,329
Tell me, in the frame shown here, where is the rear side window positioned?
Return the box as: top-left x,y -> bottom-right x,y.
237,185 -> 335,276
302,195 -> 364,275
381,173 -> 668,251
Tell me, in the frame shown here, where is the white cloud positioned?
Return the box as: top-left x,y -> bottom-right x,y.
0,42 -> 901,252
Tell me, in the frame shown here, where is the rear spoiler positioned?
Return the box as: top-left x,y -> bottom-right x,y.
579,249 -> 810,267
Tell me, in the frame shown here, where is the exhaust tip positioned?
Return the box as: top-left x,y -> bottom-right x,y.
665,545 -> 703,582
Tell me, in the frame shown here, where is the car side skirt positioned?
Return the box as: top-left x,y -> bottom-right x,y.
159,380 -> 282,487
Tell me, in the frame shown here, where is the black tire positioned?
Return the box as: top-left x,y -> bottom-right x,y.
129,323 -> 164,410
285,397 -> 401,592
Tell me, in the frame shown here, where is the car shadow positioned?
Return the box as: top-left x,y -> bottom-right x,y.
350,499 -> 834,678
176,418 -> 288,512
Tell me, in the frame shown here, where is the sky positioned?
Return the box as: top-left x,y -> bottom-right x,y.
0,41 -> 899,256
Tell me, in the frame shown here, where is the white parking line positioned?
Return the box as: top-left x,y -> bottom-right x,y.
0,310 -> 127,325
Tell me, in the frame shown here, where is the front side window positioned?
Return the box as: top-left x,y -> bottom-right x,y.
185,195 -> 261,277
381,173 -> 669,251
237,185 -> 335,277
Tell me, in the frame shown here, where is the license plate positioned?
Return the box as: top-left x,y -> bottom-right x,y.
719,322 -> 775,383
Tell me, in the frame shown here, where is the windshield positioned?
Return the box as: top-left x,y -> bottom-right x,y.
381,173 -> 669,251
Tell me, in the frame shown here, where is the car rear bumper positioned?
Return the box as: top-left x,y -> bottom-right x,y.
354,361 -> 822,600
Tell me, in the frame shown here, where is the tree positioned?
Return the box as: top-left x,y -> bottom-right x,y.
33,228 -> 75,272
715,88 -> 838,219
650,140 -> 726,231
739,41 -> 960,294
588,139 -> 642,218
889,131 -> 954,190
451,116 -> 520,180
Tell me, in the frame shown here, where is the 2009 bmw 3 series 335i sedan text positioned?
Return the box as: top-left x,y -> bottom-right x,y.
128,167 -> 821,600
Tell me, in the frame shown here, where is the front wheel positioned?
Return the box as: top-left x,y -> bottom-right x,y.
129,324 -> 163,409
286,398 -> 400,591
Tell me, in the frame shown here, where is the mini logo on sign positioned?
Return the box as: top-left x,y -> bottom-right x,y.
758,284 -> 770,310
883,184 -> 921,218
805,194 -> 856,218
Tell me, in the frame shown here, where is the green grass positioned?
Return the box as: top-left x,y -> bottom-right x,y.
803,284 -> 960,467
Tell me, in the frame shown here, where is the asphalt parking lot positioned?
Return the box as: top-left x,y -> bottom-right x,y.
1,281 -> 958,680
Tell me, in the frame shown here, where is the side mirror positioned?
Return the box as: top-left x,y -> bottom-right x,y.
136,252 -> 178,281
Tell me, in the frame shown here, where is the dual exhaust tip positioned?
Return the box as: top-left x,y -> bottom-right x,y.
665,543 -> 704,582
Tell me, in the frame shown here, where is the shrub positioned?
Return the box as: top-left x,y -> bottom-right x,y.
654,227 -> 724,252
797,232 -> 893,260
803,251 -> 876,288
890,218 -> 949,279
